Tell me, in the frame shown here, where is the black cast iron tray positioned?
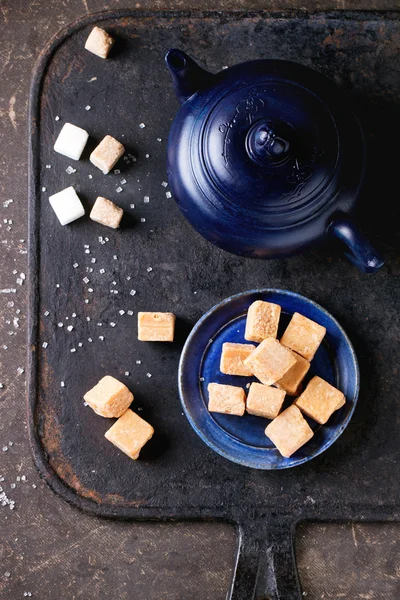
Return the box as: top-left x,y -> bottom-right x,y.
28,10 -> 400,600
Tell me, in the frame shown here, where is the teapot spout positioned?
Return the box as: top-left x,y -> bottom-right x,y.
165,49 -> 215,104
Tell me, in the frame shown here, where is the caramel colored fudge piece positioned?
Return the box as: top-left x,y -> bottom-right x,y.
105,409 -> 154,460
244,338 -> 296,386
220,342 -> 256,376
246,382 -> 286,419
138,312 -> 175,342
90,196 -> 123,229
208,383 -> 246,416
85,26 -> 115,59
281,312 -> 326,361
265,405 -> 314,458
84,375 -> 133,418
90,135 -> 125,174
295,376 -> 345,425
275,350 -> 310,396
245,300 -> 281,343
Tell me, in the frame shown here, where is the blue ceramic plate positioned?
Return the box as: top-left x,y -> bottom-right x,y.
178,289 -> 359,469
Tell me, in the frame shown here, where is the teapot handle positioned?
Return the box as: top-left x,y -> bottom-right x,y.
329,215 -> 384,274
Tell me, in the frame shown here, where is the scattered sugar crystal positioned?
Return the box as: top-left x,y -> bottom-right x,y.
83,277 -> 89,283
161,181 -> 168,187
32,484 -> 37,488
16,278 -> 23,285
56,284 -> 60,288
88,288 -> 93,293
61,381 -> 65,387
113,255 -> 117,260
144,196 -> 149,203
166,191 -> 172,198
85,249 -> 90,254
58,322 -> 63,327
44,311 -> 50,316
42,187 -> 46,192
85,105 -> 91,111
127,310 -> 133,316
120,179 -> 127,185
119,310 -> 125,315
126,276 -> 131,280
73,263 -> 78,268
97,322 -> 103,326
11,483 -> 16,489
70,348 -> 76,353
86,317 -> 91,321
99,336 -> 104,341
72,313 -> 76,317
55,116 -> 60,121
146,373 -> 152,378
105,237 -> 109,242
136,360 -> 141,364
78,342 -> 83,347
130,204 -> 135,209
0,383 -> 3,389
21,475 -> 27,482
139,123 -> 145,128
157,137 -> 162,142
88,174 -> 93,179
110,322 -> 116,327
46,164 -> 51,168
99,268 -> 105,274
125,371 -> 130,376
88,337 -> 92,342
146,267 -> 153,272
91,258 -> 96,263
145,154 -> 150,159
130,290 -> 136,296
112,281 -> 116,286
114,169 -> 120,174
140,218 -> 146,223
66,166 -> 77,175
3,446 -> 8,452
42,342 -> 48,348
17,367 -> 24,375
116,187 -> 123,193
67,325 -> 73,332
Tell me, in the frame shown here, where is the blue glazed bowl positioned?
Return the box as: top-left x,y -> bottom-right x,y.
178,289 -> 359,469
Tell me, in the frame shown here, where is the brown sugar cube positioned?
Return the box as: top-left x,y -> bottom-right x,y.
90,135 -> 125,174
275,350 -> 310,396
246,382 -> 286,419
245,300 -> 281,343
138,312 -> 175,342
295,376 -> 345,425
84,375 -> 133,418
85,26 -> 115,59
244,338 -> 296,386
104,409 -> 154,460
220,342 -> 256,376
280,312 -> 326,361
265,405 -> 314,458
208,383 -> 246,416
90,196 -> 123,229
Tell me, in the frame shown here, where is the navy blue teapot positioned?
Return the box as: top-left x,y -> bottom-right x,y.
165,49 -> 384,273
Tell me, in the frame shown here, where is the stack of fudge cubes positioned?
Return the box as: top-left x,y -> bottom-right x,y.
83,311 -> 176,460
49,27 -> 126,230
208,301 -> 346,458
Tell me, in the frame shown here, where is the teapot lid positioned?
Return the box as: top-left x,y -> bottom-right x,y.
167,53 -> 364,228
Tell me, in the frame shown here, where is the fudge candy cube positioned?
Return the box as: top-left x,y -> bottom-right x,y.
220,342 -> 256,376
90,135 -> 125,174
295,376 -> 345,424
275,350 -> 310,396
208,383 -> 246,416
265,405 -> 314,458
138,312 -> 175,342
244,338 -> 296,386
105,409 -> 154,460
246,382 -> 286,419
84,375 -> 133,418
281,312 -> 326,361
49,186 -> 85,225
245,300 -> 281,343
85,26 -> 115,59
90,196 -> 123,229
54,122 -> 89,160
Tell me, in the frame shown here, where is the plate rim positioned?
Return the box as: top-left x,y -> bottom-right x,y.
178,288 -> 360,470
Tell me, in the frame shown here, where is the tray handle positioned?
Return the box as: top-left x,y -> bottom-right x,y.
229,517 -> 301,600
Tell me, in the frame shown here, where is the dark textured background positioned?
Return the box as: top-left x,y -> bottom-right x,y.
1,2 -> 400,599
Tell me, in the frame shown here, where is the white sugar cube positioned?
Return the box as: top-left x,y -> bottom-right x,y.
49,186 -> 85,225
54,123 -> 89,161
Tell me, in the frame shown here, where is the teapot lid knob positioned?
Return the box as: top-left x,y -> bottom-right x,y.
246,121 -> 291,166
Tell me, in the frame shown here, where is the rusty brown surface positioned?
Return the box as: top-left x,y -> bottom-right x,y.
0,1 -> 399,599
